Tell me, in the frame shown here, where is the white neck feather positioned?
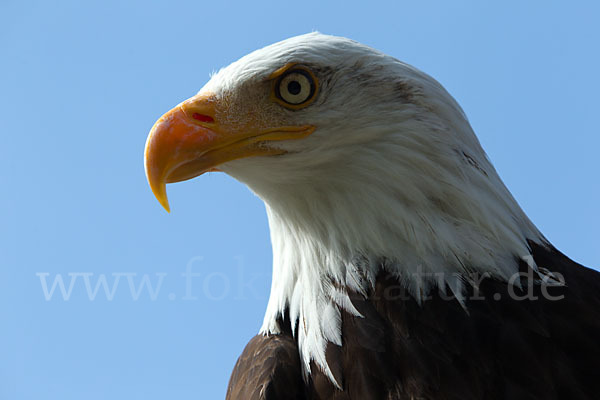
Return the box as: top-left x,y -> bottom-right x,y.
232,125 -> 543,384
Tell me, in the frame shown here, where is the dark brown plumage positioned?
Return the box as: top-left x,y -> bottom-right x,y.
227,243 -> 600,399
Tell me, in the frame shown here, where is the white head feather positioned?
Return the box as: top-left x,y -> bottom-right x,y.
202,32 -> 545,384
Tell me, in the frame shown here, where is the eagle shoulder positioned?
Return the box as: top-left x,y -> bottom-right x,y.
226,332 -> 305,400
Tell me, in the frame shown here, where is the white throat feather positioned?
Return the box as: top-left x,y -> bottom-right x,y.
226,113 -> 544,384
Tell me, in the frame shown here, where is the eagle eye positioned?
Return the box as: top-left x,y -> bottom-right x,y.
273,67 -> 317,109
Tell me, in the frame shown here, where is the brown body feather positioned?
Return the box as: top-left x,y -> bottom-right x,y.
227,243 -> 600,399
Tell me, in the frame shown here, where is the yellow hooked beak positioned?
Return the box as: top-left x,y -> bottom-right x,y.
144,92 -> 315,212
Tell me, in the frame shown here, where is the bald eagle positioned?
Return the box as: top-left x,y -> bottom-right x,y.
144,33 -> 600,399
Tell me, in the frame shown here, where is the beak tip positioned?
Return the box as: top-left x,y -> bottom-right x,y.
155,189 -> 171,214
147,177 -> 172,214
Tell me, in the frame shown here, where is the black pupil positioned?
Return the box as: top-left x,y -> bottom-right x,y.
287,80 -> 302,95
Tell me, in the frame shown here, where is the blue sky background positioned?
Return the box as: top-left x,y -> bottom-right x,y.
1,1 -> 598,399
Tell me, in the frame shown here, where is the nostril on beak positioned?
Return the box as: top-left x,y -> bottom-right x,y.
192,113 -> 215,123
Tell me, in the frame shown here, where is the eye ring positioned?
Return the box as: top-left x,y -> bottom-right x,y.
272,66 -> 318,109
